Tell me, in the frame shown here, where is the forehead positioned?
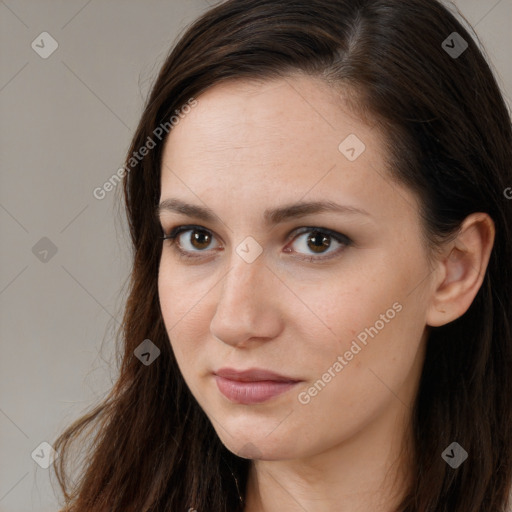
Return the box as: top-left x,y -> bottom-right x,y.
159,74 -> 416,227
163,74 -> 370,163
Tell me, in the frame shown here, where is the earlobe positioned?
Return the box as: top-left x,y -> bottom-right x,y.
426,213 -> 495,327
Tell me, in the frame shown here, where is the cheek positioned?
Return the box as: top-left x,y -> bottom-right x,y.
293,269 -> 396,354
292,301 -> 425,445
157,261 -> 212,363
297,257 -> 427,390
158,251 -> 215,323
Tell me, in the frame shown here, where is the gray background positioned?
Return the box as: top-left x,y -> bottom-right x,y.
0,1 -> 510,511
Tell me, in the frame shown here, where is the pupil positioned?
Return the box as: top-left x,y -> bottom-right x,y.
308,232 -> 330,253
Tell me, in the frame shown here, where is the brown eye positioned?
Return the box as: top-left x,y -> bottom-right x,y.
305,231 -> 332,253
187,229 -> 212,250
168,227 -> 219,253
286,227 -> 352,261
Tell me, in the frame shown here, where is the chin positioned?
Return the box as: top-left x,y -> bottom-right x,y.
214,426 -> 305,461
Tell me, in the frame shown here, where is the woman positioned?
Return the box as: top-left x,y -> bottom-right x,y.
51,0 -> 512,510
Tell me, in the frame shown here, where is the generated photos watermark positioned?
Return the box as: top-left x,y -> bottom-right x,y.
298,301 -> 403,405
93,97 -> 198,200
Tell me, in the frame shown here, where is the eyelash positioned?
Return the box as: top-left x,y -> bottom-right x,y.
160,224 -> 352,263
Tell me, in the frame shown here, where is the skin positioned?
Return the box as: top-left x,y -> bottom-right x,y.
157,74 -> 495,511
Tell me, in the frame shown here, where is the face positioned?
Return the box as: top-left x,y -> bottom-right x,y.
157,74 -> 432,461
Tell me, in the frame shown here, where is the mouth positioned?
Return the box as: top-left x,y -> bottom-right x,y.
213,367 -> 302,404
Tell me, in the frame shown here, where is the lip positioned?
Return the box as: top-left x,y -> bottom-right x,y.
213,367 -> 302,404
214,367 -> 300,382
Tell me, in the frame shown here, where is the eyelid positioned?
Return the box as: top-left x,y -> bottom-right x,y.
288,226 -> 351,245
162,224 -> 221,244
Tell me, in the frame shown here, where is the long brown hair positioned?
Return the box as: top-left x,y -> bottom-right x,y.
51,0 -> 512,510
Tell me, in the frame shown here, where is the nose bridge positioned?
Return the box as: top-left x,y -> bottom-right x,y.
210,250 -> 282,346
220,251 -> 269,312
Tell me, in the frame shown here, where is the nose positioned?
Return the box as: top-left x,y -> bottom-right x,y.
209,255 -> 284,348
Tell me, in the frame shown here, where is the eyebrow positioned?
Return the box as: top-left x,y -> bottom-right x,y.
156,198 -> 371,226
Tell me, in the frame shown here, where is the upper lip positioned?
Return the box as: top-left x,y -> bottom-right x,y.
214,367 -> 301,383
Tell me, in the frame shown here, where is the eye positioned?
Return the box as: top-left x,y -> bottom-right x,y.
161,225 -> 221,260
161,225 -> 352,262
284,227 -> 352,261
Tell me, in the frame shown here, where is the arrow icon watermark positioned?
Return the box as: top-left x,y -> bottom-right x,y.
134,339 -> 161,366
338,133 -> 366,161
441,441 -> 468,468
32,237 -> 58,262
236,236 -> 263,263
31,32 -> 58,59
442,32 -> 468,59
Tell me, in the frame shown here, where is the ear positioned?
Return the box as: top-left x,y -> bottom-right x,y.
426,213 -> 495,327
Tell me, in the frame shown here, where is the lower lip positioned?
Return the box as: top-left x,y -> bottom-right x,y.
214,376 -> 300,404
